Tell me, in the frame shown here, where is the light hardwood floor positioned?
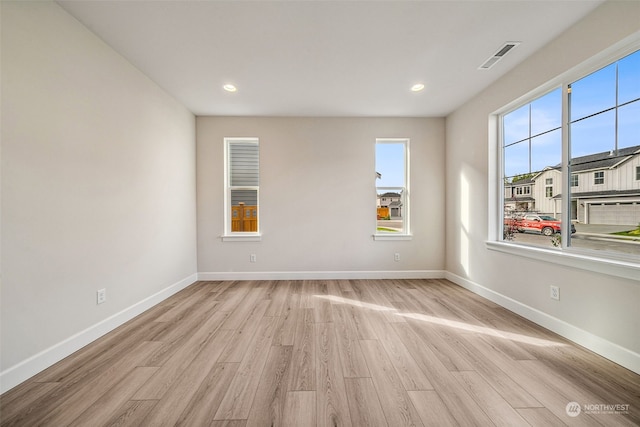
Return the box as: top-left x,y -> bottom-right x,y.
1,279 -> 639,426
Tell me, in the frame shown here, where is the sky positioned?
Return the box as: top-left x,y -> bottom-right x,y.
375,142 -> 405,189
503,48 -> 640,180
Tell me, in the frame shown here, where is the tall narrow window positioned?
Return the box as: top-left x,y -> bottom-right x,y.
502,89 -> 562,246
375,139 -> 409,237
568,49 -> 640,253
225,138 -> 259,236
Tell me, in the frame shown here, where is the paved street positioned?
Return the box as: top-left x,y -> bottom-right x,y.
380,218 -> 640,256
510,223 -> 640,256
377,219 -> 403,231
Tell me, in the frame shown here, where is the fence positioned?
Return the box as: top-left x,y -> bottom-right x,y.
377,207 -> 390,219
231,202 -> 258,232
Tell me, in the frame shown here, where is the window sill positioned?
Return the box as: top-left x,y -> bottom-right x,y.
486,240 -> 640,282
221,233 -> 262,242
373,234 -> 413,241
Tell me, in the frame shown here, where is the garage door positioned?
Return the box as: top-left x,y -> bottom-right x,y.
588,202 -> 640,225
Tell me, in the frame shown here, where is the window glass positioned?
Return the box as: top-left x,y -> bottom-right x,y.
502,89 -> 562,247
500,47 -> 640,260
503,104 -> 529,146
504,141 -> 530,180
531,129 -> 561,173
226,139 -> 259,234
618,101 -> 640,149
376,140 -> 408,235
567,49 -> 640,255
531,89 -> 562,135
545,186 -> 553,197
571,175 -> 578,187
570,110 -> 616,157
569,63 -> 616,121
618,50 -> 640,104
594,171 -> 604,185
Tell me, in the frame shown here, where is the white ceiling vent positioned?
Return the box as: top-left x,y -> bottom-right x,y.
478,42 -> 521,70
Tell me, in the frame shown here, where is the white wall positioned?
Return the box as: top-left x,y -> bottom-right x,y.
446,1 -> 640,371
197,117 -> 445,278
1,2 -> 197,391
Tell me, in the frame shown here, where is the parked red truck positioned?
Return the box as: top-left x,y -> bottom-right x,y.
516,214 -> 576,236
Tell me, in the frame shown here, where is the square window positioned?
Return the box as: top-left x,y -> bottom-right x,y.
594,171 -> 604,185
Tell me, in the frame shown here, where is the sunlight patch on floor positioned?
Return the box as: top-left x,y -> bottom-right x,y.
313,294 -> 566,348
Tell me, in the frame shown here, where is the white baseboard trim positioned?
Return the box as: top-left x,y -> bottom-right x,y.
198,270 -> 446,281
0,273 -> 198,394
445,271 -> 640,375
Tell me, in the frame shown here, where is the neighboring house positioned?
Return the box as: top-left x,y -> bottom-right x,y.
504,177 -> 535,214
378,192 -> 403,218
532,167 -> 563,217
508,145 -> 640,225
563,145 -> 640,225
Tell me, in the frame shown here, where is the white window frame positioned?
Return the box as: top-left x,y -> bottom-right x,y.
594,171 -> 605,185
223,137 -> 261,242
571,174 -> 579,187
374,138 -> 411,240
487,37 -> 640,281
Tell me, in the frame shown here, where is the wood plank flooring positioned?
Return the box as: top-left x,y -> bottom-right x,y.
1,279 -> 639,426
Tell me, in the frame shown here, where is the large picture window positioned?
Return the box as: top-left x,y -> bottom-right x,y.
567,49 -> 640,254
500,48 -> 640,262
225,138 -> 259,237
375,139 -> 409,238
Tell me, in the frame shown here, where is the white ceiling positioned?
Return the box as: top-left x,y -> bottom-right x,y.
57,0 -> 604,117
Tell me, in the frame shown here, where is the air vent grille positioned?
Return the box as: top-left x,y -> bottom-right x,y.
479,41 -> 521,70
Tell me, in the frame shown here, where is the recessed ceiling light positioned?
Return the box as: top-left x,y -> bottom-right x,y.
223,84 -> 237,92
411,83 -> 425,92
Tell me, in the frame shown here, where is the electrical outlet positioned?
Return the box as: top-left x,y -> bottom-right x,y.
250,254 -> 257,263
550,285 -> 560,301
394,253 -> 400,262
97,288 -> 106,305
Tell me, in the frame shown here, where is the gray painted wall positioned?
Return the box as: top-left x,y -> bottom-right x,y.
197,116 -> 445,275
1,2 -> 197,378
446,1 -> 640,359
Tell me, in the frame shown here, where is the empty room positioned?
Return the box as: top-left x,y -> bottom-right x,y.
1,1 -> 639,426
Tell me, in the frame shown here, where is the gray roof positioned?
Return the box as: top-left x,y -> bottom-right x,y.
532,144 -> 640,179
569,145 -> 640,172
506,178 -> 534,186
379,192 -> 401,198
553,189 -> 640,200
